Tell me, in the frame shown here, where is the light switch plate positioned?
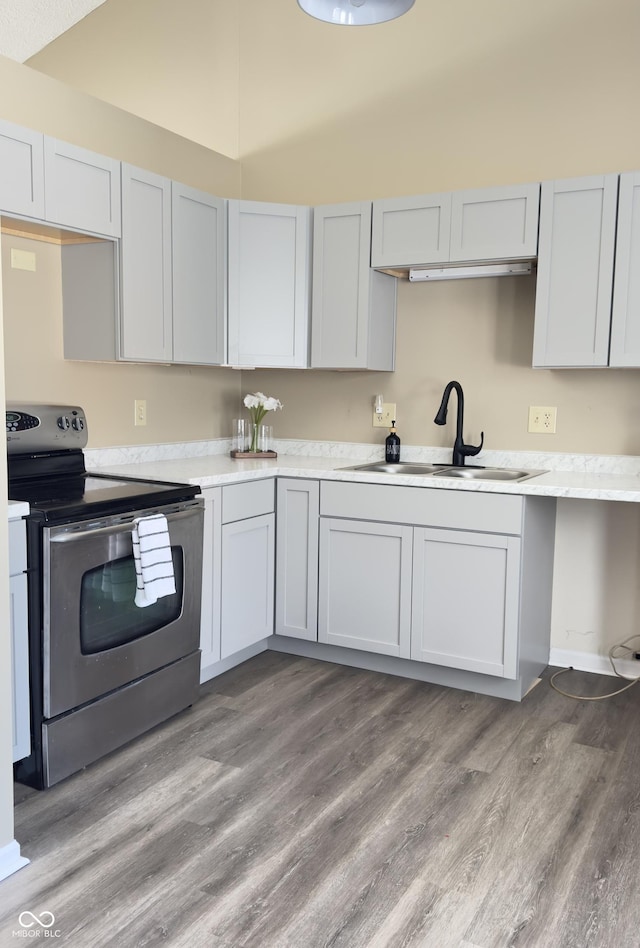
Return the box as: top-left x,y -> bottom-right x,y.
134,399 -> 147,426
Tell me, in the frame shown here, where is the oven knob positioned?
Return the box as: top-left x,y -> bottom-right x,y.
57,415 -> 70,430
71,417 -> 84,431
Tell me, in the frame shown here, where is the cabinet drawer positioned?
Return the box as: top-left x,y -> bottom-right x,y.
9,519 -> 27,576
321,480 -> 523,535
222,479 -> 275,524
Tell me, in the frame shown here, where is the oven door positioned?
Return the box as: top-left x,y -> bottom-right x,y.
42,499 -> 204,718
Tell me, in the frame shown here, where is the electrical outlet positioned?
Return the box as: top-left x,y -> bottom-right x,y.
373,403 -> 396,428
528,405 -> 557,434
134,399 -> 147,427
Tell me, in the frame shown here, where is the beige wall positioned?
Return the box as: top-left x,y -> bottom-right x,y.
27,0 -> 240,159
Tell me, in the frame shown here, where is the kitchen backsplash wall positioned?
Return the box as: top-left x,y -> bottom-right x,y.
251,275 -> 640,458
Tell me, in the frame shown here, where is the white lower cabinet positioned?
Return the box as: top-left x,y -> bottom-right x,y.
318,518 -> 412,658
317,481 -> 556,682
9,517 -> 30,763
199,488 -> 222,675
220,480 -> 275,660
275,478 -> 319,641
411,527 -> 521,678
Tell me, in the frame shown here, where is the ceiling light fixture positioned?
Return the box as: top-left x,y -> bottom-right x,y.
297,0 -> 415,26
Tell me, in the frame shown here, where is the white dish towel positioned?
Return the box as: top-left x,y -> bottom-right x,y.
132,513 -> 176,608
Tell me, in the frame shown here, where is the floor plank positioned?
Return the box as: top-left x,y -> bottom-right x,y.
2,657 -> 640,947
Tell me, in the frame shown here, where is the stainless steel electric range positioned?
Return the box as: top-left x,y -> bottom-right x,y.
7,404 -> 204,789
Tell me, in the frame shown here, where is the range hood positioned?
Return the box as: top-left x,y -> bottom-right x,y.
408,262 -> 532,282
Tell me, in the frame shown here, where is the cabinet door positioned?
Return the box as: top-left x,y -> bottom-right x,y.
276,478 -> 319,641
311,202 -> 396,370
0,119 -> 44,218
450,183 -> 540,262
411,527 -> 520,679
221,513 -> 275,659
610,172 -> 640,367
172,184 -> 226,365
371,193 -> 452,268
11,572 -> 30,763
227,200 -> 311,367
532,175 -> 618,368
318,518 -> 412,658
44,138 -> 121,237
199,488 -> 222,678
120,164 -> 173,362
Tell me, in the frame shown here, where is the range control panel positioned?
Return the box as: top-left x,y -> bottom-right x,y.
6,404 -> 88,454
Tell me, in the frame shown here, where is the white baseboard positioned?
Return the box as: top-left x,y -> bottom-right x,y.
0,840 -> 29,883
549,647 -> 640,679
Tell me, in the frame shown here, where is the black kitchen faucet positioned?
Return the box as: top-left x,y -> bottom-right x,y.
434,380 -> 484,467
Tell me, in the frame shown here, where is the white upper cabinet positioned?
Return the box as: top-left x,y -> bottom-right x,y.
120,164 -> 173,362
609,172 -> 640,367
370,192 -> 452,268
0,119 -> 45,219
311,201 -> 396,370
120,166 -> 225,365
44,138 -> 121,237
371,182 -> 540,269
450,184 -> 540,262
227,200 -> 311,368
533,175 -> 618,368
172,183 -> 226,365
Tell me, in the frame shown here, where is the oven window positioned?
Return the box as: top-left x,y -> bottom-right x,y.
79,548 -> 184,654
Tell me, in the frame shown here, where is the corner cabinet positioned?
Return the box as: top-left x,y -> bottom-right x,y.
310,202 -> 397,370
227,200 -> 311,367
371,183 -> 540,269
275,478 -> 319,641
120,164 -> 226,365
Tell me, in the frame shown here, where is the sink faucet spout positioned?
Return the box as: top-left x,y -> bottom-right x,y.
434,380 -> 484,467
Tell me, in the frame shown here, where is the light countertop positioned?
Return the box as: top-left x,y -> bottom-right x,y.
88,452 -> 640,503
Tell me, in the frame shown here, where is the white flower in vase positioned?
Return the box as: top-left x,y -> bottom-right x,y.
243,392 -> 283,452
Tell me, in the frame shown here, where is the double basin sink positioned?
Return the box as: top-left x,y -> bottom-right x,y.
339,462 -> 544,482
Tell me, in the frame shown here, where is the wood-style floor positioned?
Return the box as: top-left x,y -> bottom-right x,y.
2,652 -> 640,947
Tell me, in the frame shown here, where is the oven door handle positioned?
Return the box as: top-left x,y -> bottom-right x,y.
48,503 -> 202,543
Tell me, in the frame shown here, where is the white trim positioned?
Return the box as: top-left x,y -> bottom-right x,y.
0,840 -> 29,883
549,647 -> 640,680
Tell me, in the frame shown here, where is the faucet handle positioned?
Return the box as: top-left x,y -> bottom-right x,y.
461,431 -> 484,458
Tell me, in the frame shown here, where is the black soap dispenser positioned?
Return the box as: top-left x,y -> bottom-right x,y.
385,420 -> 401,463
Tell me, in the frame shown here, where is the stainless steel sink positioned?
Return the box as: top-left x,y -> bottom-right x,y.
339,461 -> 454,475
339,462 -> 545,482
436,466 -> 544,482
